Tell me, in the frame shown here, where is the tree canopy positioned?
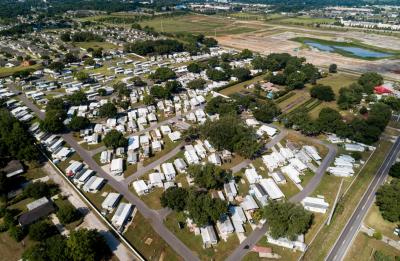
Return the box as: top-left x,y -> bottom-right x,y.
389,163 -> 400,179
98,103 -> 117,118
186,78 -> 206,90
310,84 -> 335,101
263,201 -> 313,240
358,72 -> 383,94
103,129 -> 128,149
253,101 -> 281,123
187,163 -> 232,189
376,179 -> 400,222
149,67 -> 176,82
160,187 -> 188,212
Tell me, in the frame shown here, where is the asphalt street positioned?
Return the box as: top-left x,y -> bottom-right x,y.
325,137 -> 400,261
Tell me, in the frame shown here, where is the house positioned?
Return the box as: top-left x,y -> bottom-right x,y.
100,150 -> 112,164
257,125 -> 277,137
101,193 -> 121,211
303,146 -> 321,162
83,176 -> 105,193
152,140 -> 162,152
260,178 -> 284,200
200,226 -> 218,248
161,163 -> 176,181
132,180 -> 149,195
75,169 -> 95,186
18,197 -> 55,226
262,152 -> 286,172
271,172 -> 286,185
208,153 -> 222,165
149,172 -> 165,188
344,143 -> 365,152
301,197 -> 329,214
1,160 -> 24,178
217,216 -> 235,237
184,147 -> 200,165
194,143 -> 207,159
173,158 -> 187,173
266,234 -> 307,252
127,150 -> 138,165
241,195 -> 259,211
245,168 -> 261,184
224,181 -> 237,201
65,161 -> 84,177
251,183 -> 269,206
111,203 -> 133,230
168,131 -> 182,142
229,206 -> 246,233
281,165 -> 301,184
110,158 -> 124,175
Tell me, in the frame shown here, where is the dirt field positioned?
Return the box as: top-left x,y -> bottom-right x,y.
216,20 -> 400,80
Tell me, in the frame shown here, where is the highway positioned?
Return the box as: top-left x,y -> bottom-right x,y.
325,137 -> 400,261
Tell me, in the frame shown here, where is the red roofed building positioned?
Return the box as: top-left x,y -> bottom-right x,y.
374,85 -> 392,94
252,245 -> 272,254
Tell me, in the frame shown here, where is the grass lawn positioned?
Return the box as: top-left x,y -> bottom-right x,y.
136,188 -> 163,210
8,197 -> 35,213
83,183 -> 116,210
312,73 -> 358,95
24,165 -> 47,180
221,155 -> 245,170
234,171 -> 250,196
272,16 -> 335,26
277,89 -> 310,112
219,74 -> 266,96
0,232 -> 35,261
345,233 -> 400,261
74,41 -> 118,50
143,140 -> 180,166
365,204 -> 399,241
164,212 -> 240,261
279,180 -> 300,199
124,163 -> 138,178
303,139 -> 393,261
0,64 -> 42,78
124,212 -> 182,261
286,131 -> 328,157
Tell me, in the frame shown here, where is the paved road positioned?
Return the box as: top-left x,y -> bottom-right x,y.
226,133 -> 337,261
13,89 -> 200,261
325,137 -> 400,261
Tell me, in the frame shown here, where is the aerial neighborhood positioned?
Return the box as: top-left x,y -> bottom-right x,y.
0,1 -> 400,261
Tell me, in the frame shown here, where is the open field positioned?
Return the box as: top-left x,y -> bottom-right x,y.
74,41 -> 118,50
0,232 -> 35,261
303,139 -> 393,261
139,14 -> 263,36
124,212 -> 182,261
269,16 -> 335,26
345,233 -> 400,261
0,64 -> 42,78
365,204 -> 399,241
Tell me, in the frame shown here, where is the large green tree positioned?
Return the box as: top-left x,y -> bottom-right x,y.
376,179 -> 400,222
187,163 -> 231,190
103,129 -> 128,149
310,84 -> 335,101
263,201 -> 313,240
160,187 -> 188,212
358,72 -> 383,94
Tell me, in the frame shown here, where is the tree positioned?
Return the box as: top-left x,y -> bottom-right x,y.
57,203 -> 81,225
160,187 -> 188,212
358,72 -> 384,94
238,49 -> 253,59
48,61 -> 64,72
201,115 -> 261,158
263,201 -> 313,240
103,129 -> 128,149
9,225 -> 25,242
187,62 -> 201,73
389,162 -> 400,178
317,108 -> 343,133
187,78 -> 206,90
165,80 -> 182,94
40,110 -> 66,133
149,67 -> 176,82
206,68 -> 229,82
64,52 -> 78,64
24,182 -> 57,199
337,83 -> 363,110
29,221 -> 57,241
286,71 -> 307,90
143,94 -> 156,106
253,101 -> 281,123
186,191 -> 227,226
97,88 -> 107,96
130,76 -> 146,87
150,85 -> 171,99
67,229 -> 110,261
310,84 -> 335,101
205,96 -> 237,115
187,163 -> 231,189
376,179 -> 400,222
66,91 -> 88,106
84,58 -> 95,66
74,71 -> 89,82
0,171 -> 9,198
98,103 -> 117,118
329,63 -> 337,73
60,32 -> 71,42
113,82 -> 131,97
231,67 -> 251,81
202,37 -> 218,47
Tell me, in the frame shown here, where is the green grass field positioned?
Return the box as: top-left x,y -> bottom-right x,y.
365,204 -> 399,241
124,212 -> 183,261
270,15 -> 335,26
345,233 -> 400,261
74,41 -> 118,50
139,14 -> 260,36
0,64 -> 42,78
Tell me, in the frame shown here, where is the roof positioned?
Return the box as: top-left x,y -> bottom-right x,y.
18,201 -> 55,226
1,160 -> 24,178
374,85 -> 392,94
